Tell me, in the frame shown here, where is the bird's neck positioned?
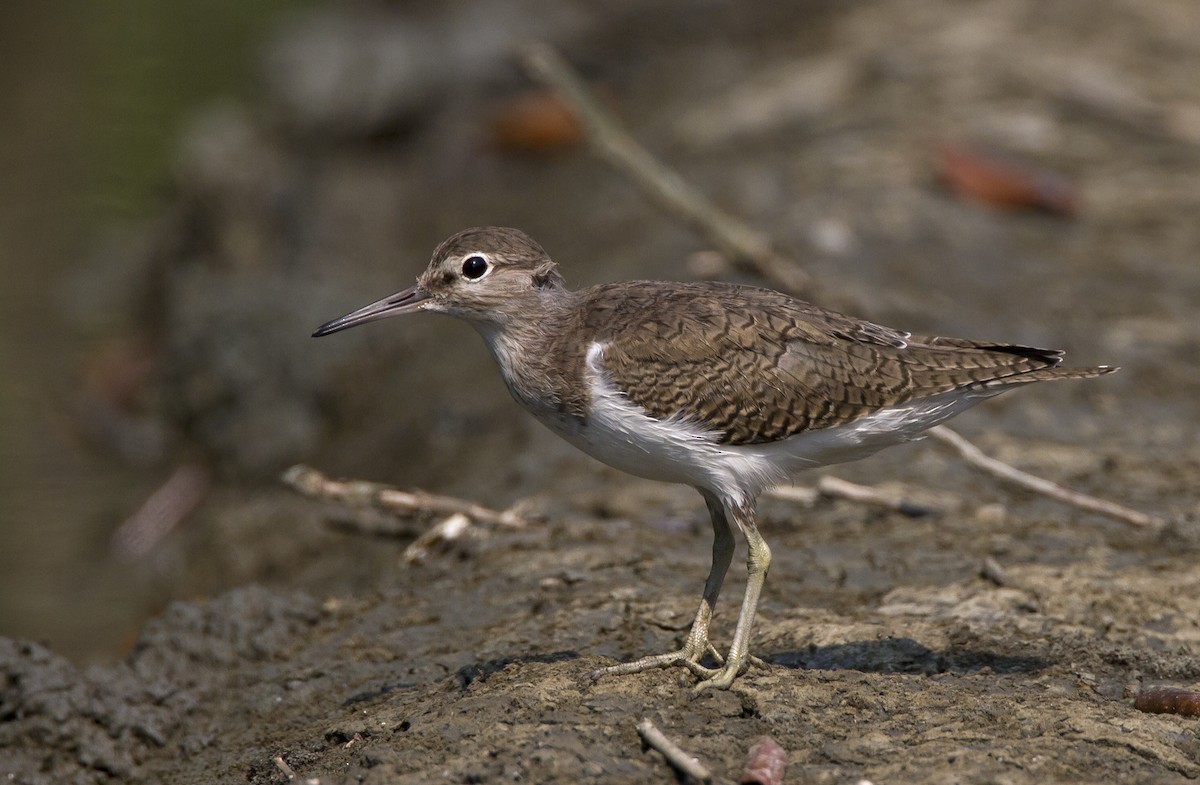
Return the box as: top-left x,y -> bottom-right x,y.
467,286 -> 583,418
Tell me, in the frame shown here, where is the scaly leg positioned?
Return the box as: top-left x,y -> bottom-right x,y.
585,489 -> 735,681
693,499 -> 771,692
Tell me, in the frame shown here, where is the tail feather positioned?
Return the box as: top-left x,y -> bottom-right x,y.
975,362 -> 1117,389
909,334 -> 1116,391
922,336 -> 1067,365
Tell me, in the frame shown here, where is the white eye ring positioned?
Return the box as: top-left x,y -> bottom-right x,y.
461,254 -> 490,280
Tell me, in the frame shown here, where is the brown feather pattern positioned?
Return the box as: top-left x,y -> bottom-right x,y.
560,281 -> 1110,445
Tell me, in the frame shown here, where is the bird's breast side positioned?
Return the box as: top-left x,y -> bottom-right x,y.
537,342 -> 787,499
480,322 -> 584,420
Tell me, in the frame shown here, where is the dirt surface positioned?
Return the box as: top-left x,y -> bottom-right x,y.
4,0 -> 1200,782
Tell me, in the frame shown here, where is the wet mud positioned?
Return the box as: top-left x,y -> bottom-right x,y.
4,0 -> 1199,782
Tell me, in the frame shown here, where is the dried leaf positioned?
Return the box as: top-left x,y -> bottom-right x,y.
490,90 -> 585,154
937,143 -> 1078,216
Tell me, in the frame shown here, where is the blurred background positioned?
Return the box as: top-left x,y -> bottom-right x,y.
0,0 -> 320,660
1,0 -> 1197,663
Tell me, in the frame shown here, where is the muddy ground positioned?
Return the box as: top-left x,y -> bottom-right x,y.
3,0 -> 1200,782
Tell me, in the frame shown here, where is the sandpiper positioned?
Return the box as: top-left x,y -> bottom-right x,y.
314,226 -> 1115,690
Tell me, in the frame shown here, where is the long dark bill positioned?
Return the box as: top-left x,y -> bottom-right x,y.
312,283 -> 430,337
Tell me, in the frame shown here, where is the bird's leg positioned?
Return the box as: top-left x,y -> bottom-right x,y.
677,491 -> 737,669
585,489 -> 735,681
693,499 -> 771,692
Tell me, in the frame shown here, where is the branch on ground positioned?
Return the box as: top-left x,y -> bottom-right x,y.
282,465 -> 538,563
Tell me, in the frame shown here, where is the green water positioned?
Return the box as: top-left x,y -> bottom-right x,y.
0,0 -> 314,661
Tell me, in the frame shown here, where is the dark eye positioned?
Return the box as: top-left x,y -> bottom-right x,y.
461,255 -> 489,280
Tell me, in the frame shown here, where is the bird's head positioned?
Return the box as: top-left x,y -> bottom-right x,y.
313,227 -> 566,337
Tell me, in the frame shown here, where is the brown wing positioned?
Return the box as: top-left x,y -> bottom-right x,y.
580,281 -> 1109,445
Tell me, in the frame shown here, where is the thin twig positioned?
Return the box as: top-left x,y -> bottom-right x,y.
272,755 -> 320,785
981,556 -> 1014,587
273,755 -> 297,781
110,464 -> 211,560
767,476 -> 941,516
816,475 -> 941,516
282,465 -> 533,528
636,718 -> 714,785
928,427 -> 1160,529
518,41 -> 810,295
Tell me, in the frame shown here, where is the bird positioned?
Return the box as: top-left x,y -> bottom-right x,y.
313,226 -> 1115,691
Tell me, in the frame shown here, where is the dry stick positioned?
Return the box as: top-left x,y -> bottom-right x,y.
768,476 -> 940,516
520,41 -> 1155,531
764,485 -> 820,507
636,719 -> 714,785
110,464 -> 212,559
282,465 -> 533,529
273,755 -> 297,781
817,475 -> 940,516
928,426 -> 1160,529
518,41 -> 810,296
981,556 -> 1014,587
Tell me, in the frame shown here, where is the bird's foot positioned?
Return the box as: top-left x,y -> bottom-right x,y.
585,641 -> 766,691
687,650 -> 773,692
584,636 -> 715,682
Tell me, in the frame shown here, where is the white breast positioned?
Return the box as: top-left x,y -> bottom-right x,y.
533,342 -> 1002,506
